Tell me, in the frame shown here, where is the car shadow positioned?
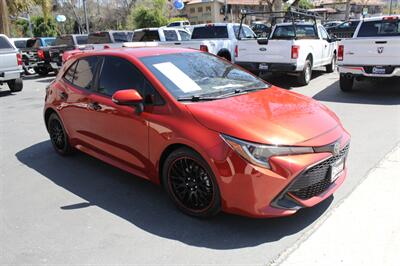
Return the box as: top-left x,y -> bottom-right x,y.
313,78 -> 400,105
260,70 -> 327,90
23,73 -> 57,80
15,140 -> 333,250
0,90 -> 15,97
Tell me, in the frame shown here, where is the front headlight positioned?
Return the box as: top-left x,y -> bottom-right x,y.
221,134 -> 314,169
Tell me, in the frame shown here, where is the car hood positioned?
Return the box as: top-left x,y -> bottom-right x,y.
185,86 -> 340,146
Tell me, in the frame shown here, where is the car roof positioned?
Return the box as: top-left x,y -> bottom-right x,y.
74,47 -> 198,60
362,15 -> 400,22
276,22 -> 319,26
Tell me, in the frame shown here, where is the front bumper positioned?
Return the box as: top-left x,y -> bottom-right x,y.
211,132 -> 350,218
338,65 -> 400,78
236,61 -> 298,73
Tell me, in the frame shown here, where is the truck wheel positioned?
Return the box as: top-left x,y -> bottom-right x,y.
24,67 -> 36,75
339,74 -> 354,92
34,67 -> 49,76
7,78 -> 23,92
298,60 -> 312,86
326,54 -> 337,73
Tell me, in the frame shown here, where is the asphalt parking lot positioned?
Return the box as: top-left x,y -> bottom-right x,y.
1,72 -> 399,265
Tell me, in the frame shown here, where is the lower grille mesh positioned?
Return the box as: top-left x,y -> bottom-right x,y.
289,144 -> 350,200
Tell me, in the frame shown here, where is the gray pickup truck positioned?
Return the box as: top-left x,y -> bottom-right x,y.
0,34 -> 23,92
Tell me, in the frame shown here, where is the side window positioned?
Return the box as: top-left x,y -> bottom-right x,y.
163,30 -> 178,41
179,30 -> 191,41
63,61 -> 78,83
72,56 -> 99,89
143,80 -> 164,105
318,27 -> 329,40
97,56 -> 145,97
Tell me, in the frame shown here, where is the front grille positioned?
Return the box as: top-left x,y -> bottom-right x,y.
288,144 -> 350,200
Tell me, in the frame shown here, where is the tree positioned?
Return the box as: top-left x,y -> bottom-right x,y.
298,0 -> 314,10
31,15 -> 57,37
128,0 -> 168,29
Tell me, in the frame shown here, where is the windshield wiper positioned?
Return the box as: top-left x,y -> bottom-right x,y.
216,87 -> 267,98
177,95 -> 220,102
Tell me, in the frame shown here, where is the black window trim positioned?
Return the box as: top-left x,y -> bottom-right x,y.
62,55 -> 101,92
94,55 -> 165,106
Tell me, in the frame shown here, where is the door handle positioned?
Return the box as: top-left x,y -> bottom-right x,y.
59,92 -> 68,100
88,102 -> 102,111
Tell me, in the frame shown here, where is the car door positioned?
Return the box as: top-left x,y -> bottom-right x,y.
318,26 -> 333,65
85,55 -> 152,175
57,56 -> 100,145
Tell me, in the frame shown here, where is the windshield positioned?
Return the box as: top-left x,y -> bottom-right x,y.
133,30 -> 160,41
55,36 -> 73,46
140,52 -> 268,100
358,19 -> 400,37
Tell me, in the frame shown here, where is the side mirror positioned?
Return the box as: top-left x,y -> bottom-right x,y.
112,89 -> 144,114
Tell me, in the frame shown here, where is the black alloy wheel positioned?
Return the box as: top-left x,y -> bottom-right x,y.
162,148 -> 221,217
48,113 -> 73,155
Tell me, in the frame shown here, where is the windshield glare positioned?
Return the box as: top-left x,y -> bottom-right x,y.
141,52 -> 268,99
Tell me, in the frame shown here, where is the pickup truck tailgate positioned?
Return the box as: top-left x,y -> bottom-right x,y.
341,38 -> 400,65
236,39 -> 292,63
0,49 -> 19,73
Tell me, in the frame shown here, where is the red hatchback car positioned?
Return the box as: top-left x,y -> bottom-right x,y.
44,47 -> 350,218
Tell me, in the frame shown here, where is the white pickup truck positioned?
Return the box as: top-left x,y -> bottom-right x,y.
235,22 -> 338,85
132,27 -> 192,42
0,34 -> 23,92
124,23 -> 257,63
338,16 -> 400,91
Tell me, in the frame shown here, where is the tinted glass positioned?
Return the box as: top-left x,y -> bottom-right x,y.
76,35 -> 88,45
72,57 -> 99,89
43,38 -> 56,46
191,26 -> 229,39
88,32 -> 111,44
132,30 -> 160,41
26,39 -> 36,48
179,30 -> 191,41
0,36 -> 13,49
163,30 -> 178,41
272,25 -> 317,39
141,52 -> 268,99
98,56 -> 145,96
14,40 -> 27,49
55,36 -> 74,46
358,19 -> 400,37
169,22 -> 180,27
112,32 -> 131,42
64,61 -> 78,83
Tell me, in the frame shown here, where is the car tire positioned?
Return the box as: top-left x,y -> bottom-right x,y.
34,67 -> 49,76
298,60 -> 312,86
162,147 -> 221,218
7,78 -> 23,92
340,74 -> 354,92
326,54 -> 337,73
47,113 -> 74,155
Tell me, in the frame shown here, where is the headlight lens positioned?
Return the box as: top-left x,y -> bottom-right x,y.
221,134 -> 314,169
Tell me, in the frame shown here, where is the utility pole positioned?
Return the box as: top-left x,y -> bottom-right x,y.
83,0 -> 89,33
389,0 -> 393,15
0,0 -> 10,35
345,0 -> 351,20
224,0 -> 228,21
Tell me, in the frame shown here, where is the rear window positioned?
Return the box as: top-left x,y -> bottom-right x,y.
132,30 -> 160,41
26,39 -> 37,48
0,36 -> 13,49
14,40 -> 27,49
191,26 -> 228,39
55,36 -> 74,46
43,38 -> 56,46
357,19 -> 400,37
112,32 -> 132,42
163,30 -> 178,41
271,25 -> 318,39
88,32 -> 111,44
76,35 -> 88,45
